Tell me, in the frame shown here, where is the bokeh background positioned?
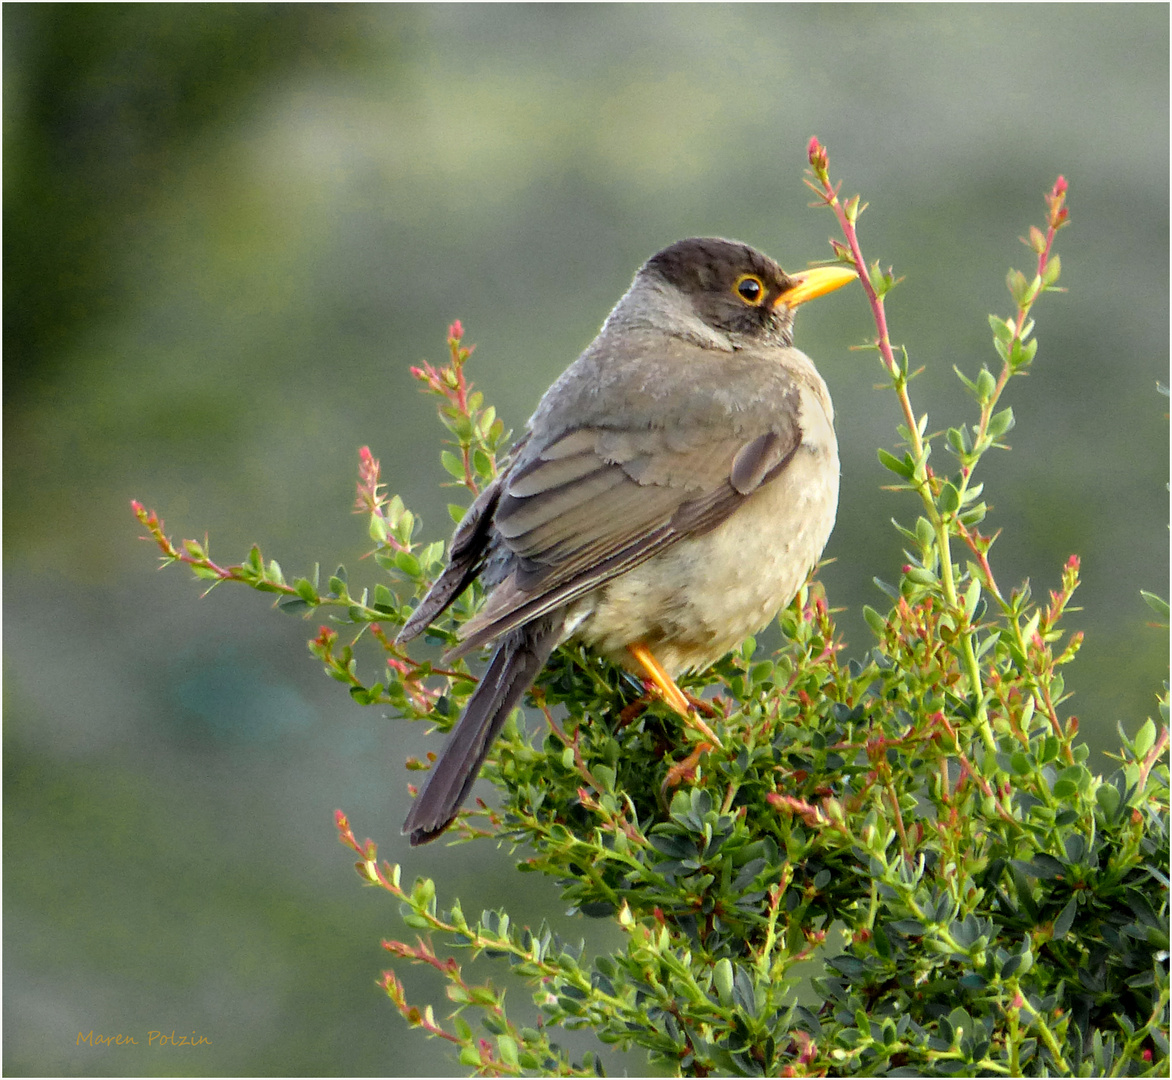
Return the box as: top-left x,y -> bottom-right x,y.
4,4 -> 1168,1076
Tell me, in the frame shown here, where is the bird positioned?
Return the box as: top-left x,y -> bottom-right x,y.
396,237 -> 855,844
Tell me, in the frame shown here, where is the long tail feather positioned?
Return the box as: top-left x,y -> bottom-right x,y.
402,614 -> 561,844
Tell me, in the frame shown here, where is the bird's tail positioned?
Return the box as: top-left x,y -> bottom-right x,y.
402,615 -> 562,845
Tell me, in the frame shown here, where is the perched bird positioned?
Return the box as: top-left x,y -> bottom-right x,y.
397,237 -> 855,844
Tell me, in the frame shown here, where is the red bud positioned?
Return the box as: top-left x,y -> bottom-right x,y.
807,136 -> 830,180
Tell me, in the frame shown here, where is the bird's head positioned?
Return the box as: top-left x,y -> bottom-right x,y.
619,237 -> 855,349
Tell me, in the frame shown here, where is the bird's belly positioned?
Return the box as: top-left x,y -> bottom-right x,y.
568,441 -> 839,676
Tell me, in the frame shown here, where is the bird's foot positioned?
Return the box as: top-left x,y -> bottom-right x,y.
627,641 -> 724,749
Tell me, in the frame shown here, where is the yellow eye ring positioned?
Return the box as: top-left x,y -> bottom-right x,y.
733,274 -> 766,305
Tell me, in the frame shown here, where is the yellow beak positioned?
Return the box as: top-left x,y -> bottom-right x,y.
775,264 -> 857,308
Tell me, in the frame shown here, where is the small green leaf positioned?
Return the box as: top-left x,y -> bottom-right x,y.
878,448 -> 913,478
1133,718 -> 1157,758
963,579 -> 982,620
1141,591 -> 1169,622
863,605 -> 887,637
394,550 -> 421,577
915,516 -> 935,549
497,1035 -> 519,1068
472,448 -> 493,478
749,660 -> 775,685
1052,896 -> 1078,940
440,450 -> 465,479
988,314 -> 1015,343
987,407 -> 1015,439
1010,337 -> 1038,368
904,566 -> 937,586
947,426 -> 971,456
954,365 -> 979,395
713,957 -> 734,1005
959,502 -> 987,526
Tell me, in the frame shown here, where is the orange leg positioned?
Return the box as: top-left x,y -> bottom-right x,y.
627,642 -> 723,748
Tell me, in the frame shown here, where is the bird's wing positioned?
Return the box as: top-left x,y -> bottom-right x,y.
396,460 -> 510,645
450,404 -> 802,657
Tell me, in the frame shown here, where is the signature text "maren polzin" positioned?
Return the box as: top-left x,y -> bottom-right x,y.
77,1031 -> 211,1048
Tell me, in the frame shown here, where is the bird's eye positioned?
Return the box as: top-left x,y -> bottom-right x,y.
734,274 -> 765,305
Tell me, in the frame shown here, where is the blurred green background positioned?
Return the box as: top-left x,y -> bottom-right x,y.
4,4 -> 1167,1075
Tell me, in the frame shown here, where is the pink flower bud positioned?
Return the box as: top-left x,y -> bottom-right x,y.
806,137 -> 830,180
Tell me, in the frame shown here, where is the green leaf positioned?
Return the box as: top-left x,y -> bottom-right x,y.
863,605 -> 887,637
496,1035 -> 519,1068
988,314 -> 1015,343
1010,337 -> 1038,368
1141,591 -> 1169,622
904,566 -> 938,586
915,516 -> 935,549
878,448 -> 913,478
963,579 -> 982,621
713,957 -> 734,1005
1133,718 -> 1157,758
472,448 -> 493,478
986,407 -> 1015,439
440,450 -> 465,479
1052,896 -> 1078,941
958,502 -> 987,525
749,660 -> 775,686
954,365 -> 979,396
947,426 -> 971,456
394,551 -> 421,577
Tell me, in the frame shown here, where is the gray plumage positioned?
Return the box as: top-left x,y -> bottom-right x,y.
398,238 -> 846,844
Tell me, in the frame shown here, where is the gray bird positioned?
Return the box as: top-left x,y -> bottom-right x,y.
396,237 -> 855,844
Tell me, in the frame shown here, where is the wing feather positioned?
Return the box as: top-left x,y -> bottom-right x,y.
451,406 -> 802,655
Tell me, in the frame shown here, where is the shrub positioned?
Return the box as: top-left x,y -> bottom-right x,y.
135,143 -> 1168,1076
